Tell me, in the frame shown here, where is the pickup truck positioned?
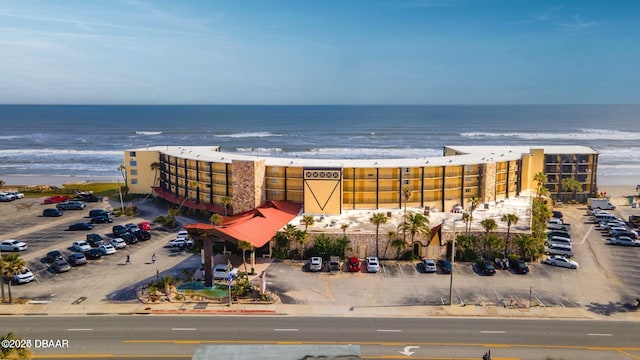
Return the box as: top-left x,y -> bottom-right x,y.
547,218 -> 571,231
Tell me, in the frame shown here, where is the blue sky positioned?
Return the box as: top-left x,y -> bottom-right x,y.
0,0 -> 638,104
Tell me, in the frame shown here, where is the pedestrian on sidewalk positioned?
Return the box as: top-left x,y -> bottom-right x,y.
152,253 -> 156,264
126,253 -> 131,265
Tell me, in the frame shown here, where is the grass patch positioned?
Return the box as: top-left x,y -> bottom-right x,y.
18,182 -> 120,197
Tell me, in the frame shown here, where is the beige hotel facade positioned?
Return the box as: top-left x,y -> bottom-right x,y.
123,145 -> 598,216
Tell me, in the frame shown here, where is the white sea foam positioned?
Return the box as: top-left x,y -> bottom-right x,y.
285,147 -> 443,159
135,131 -> 162,135
0,148 -> 122,156
235,147 -> 283,153
0,135 -> 28,140
461,128 -> 640,141
215,132 -> 282,138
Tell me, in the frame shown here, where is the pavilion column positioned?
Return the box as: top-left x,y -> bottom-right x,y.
251,250 -> 256,275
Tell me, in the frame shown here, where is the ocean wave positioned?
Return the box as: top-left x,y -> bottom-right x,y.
461,128 -> 640,141
235,147 -> 283,153
215,132 -> 282,138
0,135 -> 28,140
135,131 -> 162,136
285,147 -> 443,159
0,148 -> 122,156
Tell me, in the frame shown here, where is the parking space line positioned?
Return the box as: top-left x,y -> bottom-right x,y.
377,329 -> 402,332
67,328 -> 92,331
172,328 -> 197,331
588,333 -> 613,336
274,329 -> 299,332
480,330 -> 505,334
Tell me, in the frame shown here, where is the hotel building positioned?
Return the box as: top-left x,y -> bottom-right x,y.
123,145 -> 598,216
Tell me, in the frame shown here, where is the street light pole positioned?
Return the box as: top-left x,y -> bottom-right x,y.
449,220 -> 456,306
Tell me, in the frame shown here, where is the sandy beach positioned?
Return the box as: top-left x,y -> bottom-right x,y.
2,174 -> 121,188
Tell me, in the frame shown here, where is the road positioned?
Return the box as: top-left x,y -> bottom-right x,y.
3,316 -> 640,359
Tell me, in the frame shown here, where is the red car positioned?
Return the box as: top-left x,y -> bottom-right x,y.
44,195 -> 71,204
138,221 -> 152,231
348,257 -> 361,272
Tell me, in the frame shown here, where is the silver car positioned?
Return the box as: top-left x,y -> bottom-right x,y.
309,257 -> 323,272
542,255 -> 579,269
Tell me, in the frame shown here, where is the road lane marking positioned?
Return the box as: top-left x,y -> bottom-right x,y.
274,329 -> 299,332
377,329 -> 402,333
588,333 -> 613,336
172,328 -> 197,331
480,331 -> 506,334
67,328 -> 92,331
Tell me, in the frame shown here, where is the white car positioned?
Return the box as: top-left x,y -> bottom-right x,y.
5,191 -> 24,199
421,258 -> 437,273
0,192 -> 16,201
213,263 -> 239,280
366,256 -> 380,273
168,238 -> 194,248
177,230 -> 189,239
12,268 -> 35,284
309,257 -> 323,272
0,239 -> 28,252
98,244 -> 116,255
542,255 -> 579,269
610,236 -> 640,247
125,223 -> 140,233
72,241 -> 91,252
110,238 -> 127,249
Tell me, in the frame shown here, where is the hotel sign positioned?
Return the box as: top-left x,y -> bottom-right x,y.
304,169 -> 341,180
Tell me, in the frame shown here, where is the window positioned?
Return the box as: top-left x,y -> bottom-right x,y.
131,178 -> 138,184
403,167 -> 410,173
129,151 -> 136,157
402,179 -> 409,185
129,160 -> 137,167
130,170 -> 138,176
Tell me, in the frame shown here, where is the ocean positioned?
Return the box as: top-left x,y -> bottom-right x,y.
0,104 -> 638,181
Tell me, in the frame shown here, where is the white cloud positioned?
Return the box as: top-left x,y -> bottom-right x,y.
558,15 -> 599,31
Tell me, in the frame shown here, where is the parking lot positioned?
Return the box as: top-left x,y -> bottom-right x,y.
2,195 -> 639,314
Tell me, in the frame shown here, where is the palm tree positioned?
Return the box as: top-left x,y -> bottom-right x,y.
281,224 -> 299,253
301,215 -> 315,232
462,212 -> 472,235
390,238 -> 407,259
221,196 -> 232,216
150,162 -> 161,187
0,253 -> 25,304
0,332 -> 32,359
177,180 -> 199,212
481,234 -> 504,259
209,213 -> 223,226
161,275 -> 173,295
401,187 -> 411,242
465,195 -> 480,234
514,233 -> 541,260
341,223 -> 349,237
397,212 -> 431,245
166,208 -> 181,228
0,179 -> 4,190
370,212 -> 387,258
501,213 -> 519,255
534,171 -> 547,199
561,177 -> 582,202
480,218 -> 497,258
0,256 -> 5,303
455,234 -> 477,260
383,231 -> 398,259
237,240 -> 253,274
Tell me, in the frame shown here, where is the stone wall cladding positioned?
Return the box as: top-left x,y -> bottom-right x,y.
231,159 -> 266,214
482,163 -> 497,203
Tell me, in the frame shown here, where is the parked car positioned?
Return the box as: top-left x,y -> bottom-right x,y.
68,222 -> 94,231
609,236 -> 640,247
125,223 -> 140,233
121,232 -> 138,244
542,255 -> 579,269
329,256 -> 340,272
83,248 -> 103,260
98,244 -> 116,255
51,258 -> 72,273
213,263 -> 239,280
44,195 -> 71,204
365,256 -> 380,273
86,233 -> 105,247
138,221 -> 152,231
12,268 -> 35,284
72,191 -> 102,203
347,257 -> 361,272
72,241 -> 91,252
0,239 -> 27,252
110,238 -> 127,249
610,229 -> 638,240
0,193 -> 15,201
68,253 -> 87,266
56,201 -> 86,210
545,236 -> 572,247
546,230 -> 570,239
112,225 -> 128,237
509,259 -> 530,274
475,260 -> 496,275
168,238 -> 194,248
44,250 -> 64,263
89,209 -> 111,218
91,215 -> 113,224
133,229 -> 151,241
437,259 -> 452,274
6,191 -> 23,199
309,257 -> 323,272
42,208 -> 63,217
421,258 -> 437,273
547,218 -> 571,231
177,230 -> 190,239
544,243 -> 573,257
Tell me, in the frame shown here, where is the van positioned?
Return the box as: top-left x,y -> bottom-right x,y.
43,208 -> 63,217
594,213 -> 618,224
545,244 -> 573,257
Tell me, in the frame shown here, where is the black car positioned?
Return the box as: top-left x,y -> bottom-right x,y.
121,232 -> 138,244
68,222 -> 94,231
91,215 -> 113,224
112,225 -> 128,237
73,194 -> 102,203
509,259 -> 529,274
547,231 -> 570,239
437,259 -> 452,274
89,209 -> 111,218
475,260 -> 496,276
552,210 -> 563,219
44,250 -> 64,263
68,253 -> 87,266
86,233 -> 105,247
133,229 -> 151,241
43,208 -> 63,217
56,201 -> 86,210
83,248 -> 103,260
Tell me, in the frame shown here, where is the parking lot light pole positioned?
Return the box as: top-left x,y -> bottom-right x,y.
449,219 -> 461,306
